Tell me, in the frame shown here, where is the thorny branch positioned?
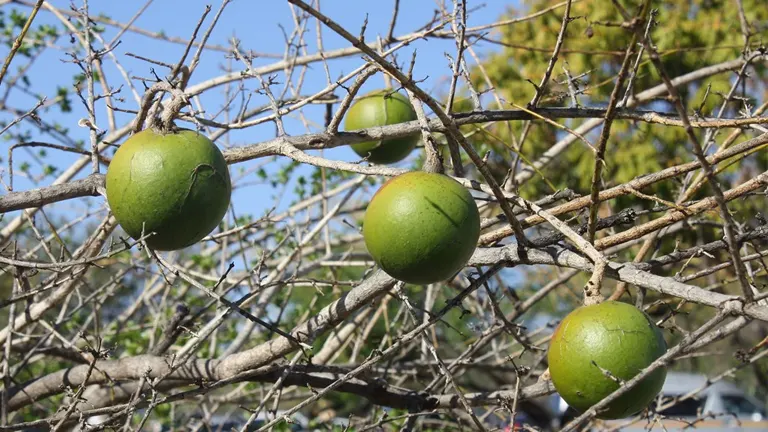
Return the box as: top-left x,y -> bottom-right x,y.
0,1 -> 767,430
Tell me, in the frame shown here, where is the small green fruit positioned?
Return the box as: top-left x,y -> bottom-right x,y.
106,128 -> 231,251
344,90 -> 419,164
363,171 -> 480,284
548,301 -> 668,419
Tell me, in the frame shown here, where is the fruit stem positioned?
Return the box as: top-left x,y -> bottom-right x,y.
422,144 -> 444,174
159,91 -> 190,133
584,260 -> 606,306
134,80 -> 190,134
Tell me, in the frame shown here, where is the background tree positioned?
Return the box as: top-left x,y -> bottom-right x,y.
468,0 -> 768,398
0,0 -> 766,431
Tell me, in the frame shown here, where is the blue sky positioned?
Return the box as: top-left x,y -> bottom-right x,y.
2,1 -> 520,225
1,0 -> 560,336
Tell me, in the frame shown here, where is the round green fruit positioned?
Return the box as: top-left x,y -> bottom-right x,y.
106,128 -> 231,251
344,90 -> 419,164
548,301 -> 668,419
362,171 -> 480,284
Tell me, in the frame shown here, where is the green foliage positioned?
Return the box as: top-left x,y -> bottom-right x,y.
466,0 -> 767,199
56,86 -> 72,113
0,9 -> 59,58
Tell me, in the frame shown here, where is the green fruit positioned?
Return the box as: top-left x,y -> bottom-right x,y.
344,90 -> 419,164
362,171 -> 480,284
106,128 -> 231,251
548,301 -> 668,419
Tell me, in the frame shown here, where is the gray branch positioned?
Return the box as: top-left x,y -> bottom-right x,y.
6,242 -> 768,412
2,108 -> 766,214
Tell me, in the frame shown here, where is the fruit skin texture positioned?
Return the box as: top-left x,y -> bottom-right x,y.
344,90 -> 419,164
106,128 -> 231,251
363,171 -> 480,284
548,301 -> 668,419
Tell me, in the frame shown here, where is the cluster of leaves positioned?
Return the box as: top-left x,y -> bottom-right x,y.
0,9 -> 58,57
467,0 -> 766,195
